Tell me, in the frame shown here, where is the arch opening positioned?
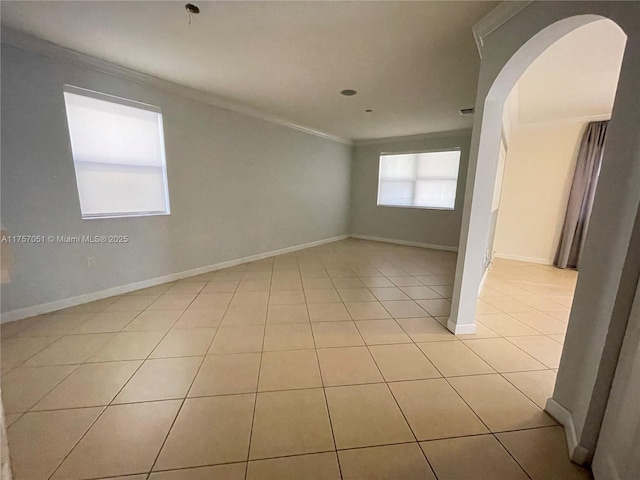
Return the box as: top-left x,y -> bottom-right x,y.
449,8 -> 639,466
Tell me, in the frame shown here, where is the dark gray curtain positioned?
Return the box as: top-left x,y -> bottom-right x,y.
555,121 -> 608,269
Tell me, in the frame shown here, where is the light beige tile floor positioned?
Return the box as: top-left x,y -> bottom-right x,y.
1,239 -> 589,479
339,443 -> 436,480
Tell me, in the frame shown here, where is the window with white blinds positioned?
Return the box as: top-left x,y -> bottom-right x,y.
63,85 -> 170,219
377,150 -> 461,209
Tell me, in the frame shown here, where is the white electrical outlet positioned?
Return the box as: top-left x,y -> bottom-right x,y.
86,257 -> 97,268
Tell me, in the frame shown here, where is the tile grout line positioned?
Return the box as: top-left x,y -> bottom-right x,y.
454,268 -> 573,477
492,432 -> 535,480
497,369 -> 559,418
7,311 -> 155,479
362,330 -> 441,479
305,262 -> 345,480
399,325 -> 497,439
48,281 -> 212,479
242,257 -> 273,480
460,336 -> 549,371
469,282 -> 569,369
474,308 -> 565,367
501,335 -> 559,370
44,295 -> 191,479
5,314 -> 156,410
4,240 -> 578,479
422,356 -> 535,479
146,270 -> 239,476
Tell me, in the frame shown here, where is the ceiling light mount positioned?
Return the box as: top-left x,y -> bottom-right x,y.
185,3 -> 200,14
185,3 -> 200,25
340,89 -> 357,96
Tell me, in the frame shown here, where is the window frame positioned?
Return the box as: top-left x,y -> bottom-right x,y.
63,85 -> 171,220
376,148 -> 461,211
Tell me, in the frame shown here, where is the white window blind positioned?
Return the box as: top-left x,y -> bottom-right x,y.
63,85 -> 170,219
377,150 -> 461,209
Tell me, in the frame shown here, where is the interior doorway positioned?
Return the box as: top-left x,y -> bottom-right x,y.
449,4 -> 640,465
491,19 -> 625,269
473,19 -> 627,408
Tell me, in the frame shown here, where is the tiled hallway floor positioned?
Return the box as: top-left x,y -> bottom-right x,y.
1,239 -> 590,479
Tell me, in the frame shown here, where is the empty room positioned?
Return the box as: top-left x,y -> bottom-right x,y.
1,2 -> 638,480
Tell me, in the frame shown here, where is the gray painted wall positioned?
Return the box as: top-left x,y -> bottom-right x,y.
0,45 -> 351,314
349,131 -> 471,248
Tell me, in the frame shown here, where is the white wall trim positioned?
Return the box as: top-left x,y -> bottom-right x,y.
350,234 -> 458,252
545,398 -> 592,465
473,1 -> 534,58
494,252 -> 552,265
447,318 -> 476,335
0,234 -> 349,324
2,233 -> 458,323
352,129 -> 473,147
0,28 -> 351,146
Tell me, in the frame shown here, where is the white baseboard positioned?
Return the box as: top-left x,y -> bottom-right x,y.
447,319 -> 477,335
545,397 -> 591,465
350,234 -> 458,252
493,252 -> 552,265
0,234 -> 349,324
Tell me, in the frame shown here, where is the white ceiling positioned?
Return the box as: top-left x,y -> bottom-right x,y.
516,19 -> 627,125
0,1 -> 498,141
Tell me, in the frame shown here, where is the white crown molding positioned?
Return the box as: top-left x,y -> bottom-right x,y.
353,129 -> 473,147
0,28 -> 352,146
517,113 -> 611,129
0,234 -> 349,323
473,1 -> 534,58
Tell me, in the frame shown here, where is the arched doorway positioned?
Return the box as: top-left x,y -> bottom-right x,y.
449,2 -> 640,465
475,19 -> 627,454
